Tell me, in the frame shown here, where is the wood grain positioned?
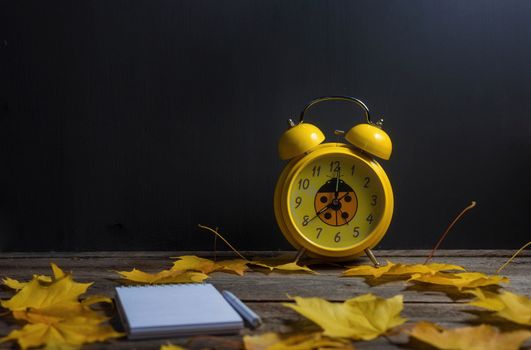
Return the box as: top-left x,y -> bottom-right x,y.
0,250 -> 529,349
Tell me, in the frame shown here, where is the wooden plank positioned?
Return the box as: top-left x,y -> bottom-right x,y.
1,302 -> 522,350
0,254 -> 528,303
0,251 -> 529,350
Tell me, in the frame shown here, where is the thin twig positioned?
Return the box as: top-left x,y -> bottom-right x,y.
197,224 -> 248,261
213,226 -> 218,262
424,201 -> 476,264
496,241 -> 531,274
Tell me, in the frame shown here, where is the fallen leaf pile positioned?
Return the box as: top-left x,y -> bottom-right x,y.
407,321 -> 531,350
283,294 -> 406,341
244,332 -> 354,350
466,288 -> 531,326
117,255 -> 316,284
0,263 -> 123,350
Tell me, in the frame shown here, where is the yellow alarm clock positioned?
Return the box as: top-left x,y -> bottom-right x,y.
273,96 -> 393,264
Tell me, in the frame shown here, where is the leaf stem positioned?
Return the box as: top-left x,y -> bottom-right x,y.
424,201 -> 476,264
197,224 -> 248,261
496,241 -> 531,274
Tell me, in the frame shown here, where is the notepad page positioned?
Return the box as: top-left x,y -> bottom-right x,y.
115,284 -> 242,332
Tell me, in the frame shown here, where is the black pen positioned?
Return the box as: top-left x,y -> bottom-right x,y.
222,290 -> 262,329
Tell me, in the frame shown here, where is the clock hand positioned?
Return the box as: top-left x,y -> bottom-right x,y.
334,165 -> 341,198
306,204 -> 332,224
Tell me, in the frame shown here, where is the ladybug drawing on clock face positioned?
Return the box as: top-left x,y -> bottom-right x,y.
314,176 -> 358,227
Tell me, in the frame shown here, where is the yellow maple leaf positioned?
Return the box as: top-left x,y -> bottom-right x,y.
257,261 -> 317,274
171,255 -> 249,276
243,332 -> 354,350
407,321 -> 531,350
1,274 -> 93,323
216,259 -> 250,276
283,294 -> 406,340
1,316 -> 122,350
466,288 -> 531,326
116,268 -> 209,284
171,255 -> 218,274
409,271 -> 509,290
0,263 -> 123,350
342,260 -> 464,278
250,255 -> 317,274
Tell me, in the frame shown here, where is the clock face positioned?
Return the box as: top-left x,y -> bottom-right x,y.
288,154 -> 386,249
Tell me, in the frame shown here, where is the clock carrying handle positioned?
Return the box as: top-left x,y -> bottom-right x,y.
298,96 -> 372,125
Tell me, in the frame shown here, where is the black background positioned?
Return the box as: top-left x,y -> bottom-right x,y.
1,1 -> 529,251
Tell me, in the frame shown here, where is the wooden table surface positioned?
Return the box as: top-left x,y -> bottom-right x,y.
0,250 -> 529,350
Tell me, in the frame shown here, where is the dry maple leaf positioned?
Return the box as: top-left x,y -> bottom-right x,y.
2,316 -> 122,350
0,263 -> 123,350
466,288 -> 531,326
251,261 -> 317,274
243,332 -> 354,350
342,260 -> 464,278
250,255 -> 317,274
283,294 -> 405,340
171,255 -> 249,276
116,268 -> 209,284
408,271 -> 509,290
407,321 -> 531,350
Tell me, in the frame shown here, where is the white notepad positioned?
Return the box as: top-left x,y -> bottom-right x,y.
115,284 -> 244,339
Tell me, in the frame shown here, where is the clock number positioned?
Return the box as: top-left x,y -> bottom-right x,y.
371,195 -> 377,206
295,196 -> 302,208
334,232 -> 341,243
316,227 -> 323,239
329,161 -> 340,172
363,177 -> 370,188
312,165 -> 321,177
366,214 -> 374,224
351,165 -> 355,175
302,215 -> 310,226
298,178 -> 310,190
353,226 -> 360,238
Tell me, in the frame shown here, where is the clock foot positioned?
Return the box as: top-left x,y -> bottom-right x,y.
294,247 -> 307,262
364,248 -> 380,267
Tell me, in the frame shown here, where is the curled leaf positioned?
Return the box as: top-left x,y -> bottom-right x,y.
409,272 -> 508,290
116,268 -> 209,284
283,294 -> 405,340
243,332 -> 354,350
171,255 -> 217,274
342,260 -> 464,278
3,275 -> 53,290
407,321 -> 531,350
466,289 -> 531,326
